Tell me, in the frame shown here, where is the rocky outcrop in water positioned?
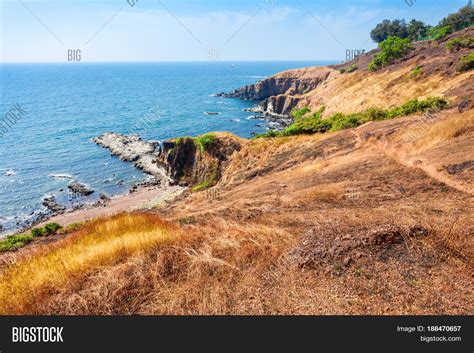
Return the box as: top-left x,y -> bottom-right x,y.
216,68 -> 332,118
68,182 -> 94,196
94,133 -> 242,189
93,133 -> 169,180
42,195 -> 66,214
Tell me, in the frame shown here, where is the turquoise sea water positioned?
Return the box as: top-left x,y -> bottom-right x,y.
0,61 -> 333,233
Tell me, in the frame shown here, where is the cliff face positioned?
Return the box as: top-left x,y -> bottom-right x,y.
158,134 -> 242,188
219,74 -> 330,101
217,67 -> 332,117
94,132 -> 242,189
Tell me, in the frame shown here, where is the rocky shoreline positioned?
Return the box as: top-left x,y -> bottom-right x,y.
216,67 -> 332,125
0,134 -> 182,237
93,133 -> 171,181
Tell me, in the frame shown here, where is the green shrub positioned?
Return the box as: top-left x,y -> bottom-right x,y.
340,64 -> 358,74
254,97 -> 448,139
369,36 -> 413,71
44,223 -> 63,235
253,129 -> 281,139
329,114 -> 363,131
363,107 -> 388,121
0,234 -> 34,252
427,25 -> 452,40
31,227 -> 46,237
194,134 -> 217,153
346,64 -> 359,73
445,36 -> 474,52
291,107 -> 311,121
458,52 -> 474,72
281,107 -> 329,136
175,136 -> 193,146
411,66 -> 422,78
386,97 -> 448,118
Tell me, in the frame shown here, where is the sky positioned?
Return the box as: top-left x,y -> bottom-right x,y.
0,0 -> 469,62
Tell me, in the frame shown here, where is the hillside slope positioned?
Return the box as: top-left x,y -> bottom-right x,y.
219,27 -> 473,118
0,29 -> 472,315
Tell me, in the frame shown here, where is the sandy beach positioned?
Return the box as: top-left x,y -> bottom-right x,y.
40,184 -> 185,228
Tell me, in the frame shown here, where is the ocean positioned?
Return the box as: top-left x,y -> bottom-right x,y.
0,61 -> 333,234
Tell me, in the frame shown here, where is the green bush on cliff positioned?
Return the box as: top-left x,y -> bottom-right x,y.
339,64 -> 358,74
411,66 -> 422,78
254,97 -> 448,139
369,36 -> 413,71
0,234 -> 34,252
458,52 -> 474,72
291,107 -> 311,121
44,222 -> 63,235
427,25 -> 452,40
194,133 -> 217,153
175,136 -> 193,146
282,107 -> 329,136
445,36 -> 474,52
438,2 -> 474,32
346,64 -> 359,73
31,227 -> 46,237
30,223 -> 62,238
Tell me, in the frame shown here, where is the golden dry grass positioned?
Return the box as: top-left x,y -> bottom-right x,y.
0,213 -> 178,314
413,111 -> 474,151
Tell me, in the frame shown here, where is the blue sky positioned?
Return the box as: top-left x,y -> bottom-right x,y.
0,0 -> 469,62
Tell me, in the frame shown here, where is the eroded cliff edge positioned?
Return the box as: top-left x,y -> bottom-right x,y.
94,132 -> 242,190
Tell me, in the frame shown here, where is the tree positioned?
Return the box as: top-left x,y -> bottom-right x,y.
370,19 -> 408,43
369,36 -> 413,71
439,1 -> 474,31
407,19 -> 431,41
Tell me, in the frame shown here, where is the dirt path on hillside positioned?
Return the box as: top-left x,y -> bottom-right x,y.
351,128 -> 473,196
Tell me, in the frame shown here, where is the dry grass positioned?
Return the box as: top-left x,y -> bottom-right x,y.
414,111 -> 474,151
0,105 -> 472,316
0,213 -> 178,314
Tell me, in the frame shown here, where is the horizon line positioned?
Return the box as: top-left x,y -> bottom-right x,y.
0,59 -> 341,64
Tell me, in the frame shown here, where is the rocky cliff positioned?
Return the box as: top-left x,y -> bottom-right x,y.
158,134 -> 242,188
217,67 -> 332,117
94,132 -> 242,189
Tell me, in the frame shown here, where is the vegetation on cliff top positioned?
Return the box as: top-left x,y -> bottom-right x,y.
366,4 -> 473,72
254,97 -> 448,139
458,52 -> 474,72
370,3 -> 473,43
445,36 -> 474,52
194,133 -> 217,153
0,222 -> 63,252
175,133 -> 218,154
339,64 -> 359,74
368,36 -> 413,71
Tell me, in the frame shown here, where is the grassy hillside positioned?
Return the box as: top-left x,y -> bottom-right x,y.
0,26 -> 472,316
